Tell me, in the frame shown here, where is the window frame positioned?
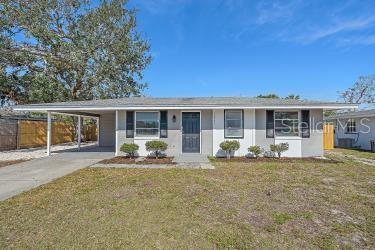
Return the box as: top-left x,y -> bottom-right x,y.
345,118 -> 357,134
224,109 -> 244,139
134,111 -> 160,138
274,111 -> 300,138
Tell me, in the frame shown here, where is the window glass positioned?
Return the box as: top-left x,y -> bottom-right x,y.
136,112 -> 159,137
346,119 -> 356,133
274,112 -> 299,136
225,110 -> 243,138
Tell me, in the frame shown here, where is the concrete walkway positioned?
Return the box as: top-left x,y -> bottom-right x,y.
0,147 -> 114,201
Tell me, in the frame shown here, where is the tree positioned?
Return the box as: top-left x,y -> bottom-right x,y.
285,94 -> 300,100
0,0 -> 151,105
339,76 -> 375,104
257,93 -> 280,99
219,140 -> 240,159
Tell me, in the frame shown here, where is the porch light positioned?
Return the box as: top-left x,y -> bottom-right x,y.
172,115 -> 176,123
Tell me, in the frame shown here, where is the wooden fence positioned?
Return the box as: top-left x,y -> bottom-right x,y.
323,123 -> 334,150
0,119 -> 97,151
0,119 -> 18,151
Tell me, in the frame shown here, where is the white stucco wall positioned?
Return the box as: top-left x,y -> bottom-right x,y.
212,109 -> 255,157
107,108 -> 324,157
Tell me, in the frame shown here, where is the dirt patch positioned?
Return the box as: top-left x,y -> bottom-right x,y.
212,157 -> 339,164
0,159 -> 28,168
137,157 -> 175,165
99,156 -> 175,165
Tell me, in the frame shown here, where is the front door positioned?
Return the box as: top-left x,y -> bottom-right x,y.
182,112 -> 200,153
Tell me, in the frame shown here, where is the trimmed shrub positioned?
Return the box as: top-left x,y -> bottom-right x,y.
145,140 -> 168,159
248,145 -> 263,158
270,143 -> 289,158
219,140 -> 240,159
120,143 -> 139,158
263,151 -> 276,158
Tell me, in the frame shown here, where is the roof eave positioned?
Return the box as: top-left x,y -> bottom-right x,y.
14,103 -> 359,111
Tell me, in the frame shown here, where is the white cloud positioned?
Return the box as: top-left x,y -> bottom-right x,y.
338,35 -> 375,46
255,0 -> 303,25
296,15 -> 375,44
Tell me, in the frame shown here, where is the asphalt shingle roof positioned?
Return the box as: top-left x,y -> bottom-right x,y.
326,109 -> 375,119
16,97 -> 352,108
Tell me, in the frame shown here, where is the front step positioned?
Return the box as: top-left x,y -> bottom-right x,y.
174,154 -> 209,163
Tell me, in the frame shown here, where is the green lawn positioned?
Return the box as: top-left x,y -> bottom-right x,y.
331,147 -> 375,160
0,158 -> 374,248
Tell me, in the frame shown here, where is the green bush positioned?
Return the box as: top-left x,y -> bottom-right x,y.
219,140 -> 240,159
248,145 -> 263,158
270,143 -> 289,158
120,143 -> 139,158
145,140 -> 168,159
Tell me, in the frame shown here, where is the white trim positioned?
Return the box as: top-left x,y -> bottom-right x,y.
13,104 -> 358,112
251,109 -> 256,146
224,109 -> 244,138
134,111 -> 160,139
274,110 -> 302,139
212,110 -> 215,156
180,111 -> 202,154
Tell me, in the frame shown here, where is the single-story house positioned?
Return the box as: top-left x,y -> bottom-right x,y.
14,97 -> 357,157
326,109 -> 375,151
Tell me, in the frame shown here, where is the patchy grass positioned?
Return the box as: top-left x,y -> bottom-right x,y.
0,159 -> 28,168
0,158 -> 374,248
332,147 -> 375,160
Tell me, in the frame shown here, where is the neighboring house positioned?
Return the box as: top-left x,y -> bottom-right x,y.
14,97 -> 356,157
326,109 -> 375,151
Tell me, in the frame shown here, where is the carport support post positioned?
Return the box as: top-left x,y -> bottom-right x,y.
97,117 -> 100,146
77,115 -> 81,150
115,110 -> 119,156
47,111 -> 51,156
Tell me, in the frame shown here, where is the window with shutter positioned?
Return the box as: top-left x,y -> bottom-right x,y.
301,110 -> 310,138
266,110 -> 274,138
126,111 -> 134,138
160,111 -> 168,138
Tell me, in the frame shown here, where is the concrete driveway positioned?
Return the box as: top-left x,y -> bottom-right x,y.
0,147 -> 114,201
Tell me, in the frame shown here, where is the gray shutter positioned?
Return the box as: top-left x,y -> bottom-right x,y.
160,111 -> 168,138
126,111 -> 134,138
266,110 -> 274,138
301,110 -> 310,138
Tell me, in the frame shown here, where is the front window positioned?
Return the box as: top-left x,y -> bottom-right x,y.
275,111 -> 299,137
225,110 -> 243,138
346,119 -> 356,133
135,112 -> 159,137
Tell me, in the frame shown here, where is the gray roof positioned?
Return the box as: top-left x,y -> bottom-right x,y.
15,97 -> 355,109
326,109 -> 375,119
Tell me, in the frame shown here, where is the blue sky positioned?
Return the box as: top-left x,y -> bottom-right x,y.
129,0 -> 375,101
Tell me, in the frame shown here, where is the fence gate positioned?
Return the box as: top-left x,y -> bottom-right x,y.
0,119 -> 18,151
323,124 -> 334,150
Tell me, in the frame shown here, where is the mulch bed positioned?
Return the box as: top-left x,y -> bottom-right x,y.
138,157 -> 175,165
212,157 -> 340,164
0,159 -> 29,168
99,156 -> 175,165
99,157 -> 136,164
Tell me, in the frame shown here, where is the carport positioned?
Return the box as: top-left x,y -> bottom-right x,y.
14,105 -> 117,156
